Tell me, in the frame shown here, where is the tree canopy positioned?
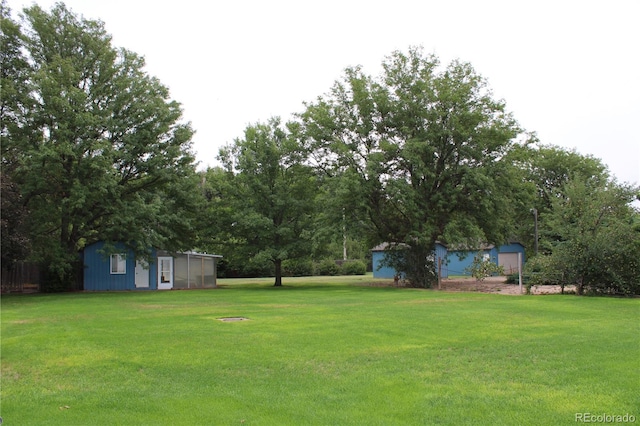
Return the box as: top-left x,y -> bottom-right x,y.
536,177 -> 640,295
300,47 -> 523,286
1,2 -> 198,289
215,118 -> 318,286
505,143 -> 612,254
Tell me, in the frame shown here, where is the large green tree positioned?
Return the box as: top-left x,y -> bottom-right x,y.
539,178 -> 640,295
311,168 -> 371,261
216,118 -> 318,286
1,3 -> 198,289
197,166 -> 250,277
1,1 -> 32,269
506,143 -> 610,254
300,47 -> 523,286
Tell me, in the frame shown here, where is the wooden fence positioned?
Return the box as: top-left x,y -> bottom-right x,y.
1,261 -> 41,293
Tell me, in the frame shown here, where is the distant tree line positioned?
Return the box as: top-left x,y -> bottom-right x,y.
2,2 -> 638,293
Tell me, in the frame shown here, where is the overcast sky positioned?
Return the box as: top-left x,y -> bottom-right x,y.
13,0 -> 640,185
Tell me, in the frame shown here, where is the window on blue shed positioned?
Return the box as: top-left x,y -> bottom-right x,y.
110,254 -> 126,274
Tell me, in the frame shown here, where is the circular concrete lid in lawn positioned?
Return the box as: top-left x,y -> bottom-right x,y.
217,317 -> 249,322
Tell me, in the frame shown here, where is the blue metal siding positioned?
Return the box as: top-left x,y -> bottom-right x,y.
372,243 -> 448,279
446,248 -> 497,277
372,251 -> 397,279
490,247 -> 499,264
435,243 -> 448,278
148,257 -> 158,290
83,241 -> 131,291
84,242 -> 158,291
498,243 -> 526,263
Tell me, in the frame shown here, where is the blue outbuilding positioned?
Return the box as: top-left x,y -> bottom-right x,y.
371,242 -> 448,279
83,241 -> 222,291
372,242 -> 525,279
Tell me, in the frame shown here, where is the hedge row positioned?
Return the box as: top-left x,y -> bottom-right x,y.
219,258 -> 368,278
282,259 -> 367,277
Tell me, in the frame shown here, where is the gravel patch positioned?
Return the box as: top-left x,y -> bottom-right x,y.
438,277 -> 576,295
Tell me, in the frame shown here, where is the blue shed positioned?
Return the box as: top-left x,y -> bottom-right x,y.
445,244 -> 499,277
372,242 -> 448,279
371,242 -> 525,279
83,241 -> 222,291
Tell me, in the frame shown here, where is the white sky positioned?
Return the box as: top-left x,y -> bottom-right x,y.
13,0 -> 640,185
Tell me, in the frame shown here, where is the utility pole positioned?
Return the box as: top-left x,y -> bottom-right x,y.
342,208 -> 347,261
531,208 -> 539,256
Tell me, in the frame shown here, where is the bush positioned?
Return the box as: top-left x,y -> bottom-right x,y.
315,259 -> 340,276
282,259 -> 314,277
340,260 -> 366,275
464,254 -> 504,281
505,273 -> 519,284
523,255 -> 563,286
240,257 -> 274,278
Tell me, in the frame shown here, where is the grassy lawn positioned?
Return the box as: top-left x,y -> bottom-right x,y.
1,276 -> 638,425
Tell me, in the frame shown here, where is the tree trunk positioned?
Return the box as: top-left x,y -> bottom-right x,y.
274,259 -> 282,287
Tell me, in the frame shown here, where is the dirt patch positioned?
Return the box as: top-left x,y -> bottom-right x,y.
217,317 -> 249,322
135,304 -> 171,310
9,319 -> 35,325
366,277 -> 575,295
438,277 -> 575,295
439,279 -> 522,295
529,284 -> 577,295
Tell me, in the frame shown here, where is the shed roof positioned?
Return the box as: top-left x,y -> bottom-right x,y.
179,251 -> 223,258
155,250 -> 223,260
371,242 -> 445,252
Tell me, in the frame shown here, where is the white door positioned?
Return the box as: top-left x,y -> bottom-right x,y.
157,257 -> 173,290
135,260 -> 150,288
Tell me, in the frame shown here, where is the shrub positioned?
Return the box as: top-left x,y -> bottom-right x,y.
505,273 -> 519,284
282,259 -> 314,277
241,257 -> 275,278
523,255 -> 563,286
315,259 -> 340,276
465,253 -> 504,281
340,260 -> 366,275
